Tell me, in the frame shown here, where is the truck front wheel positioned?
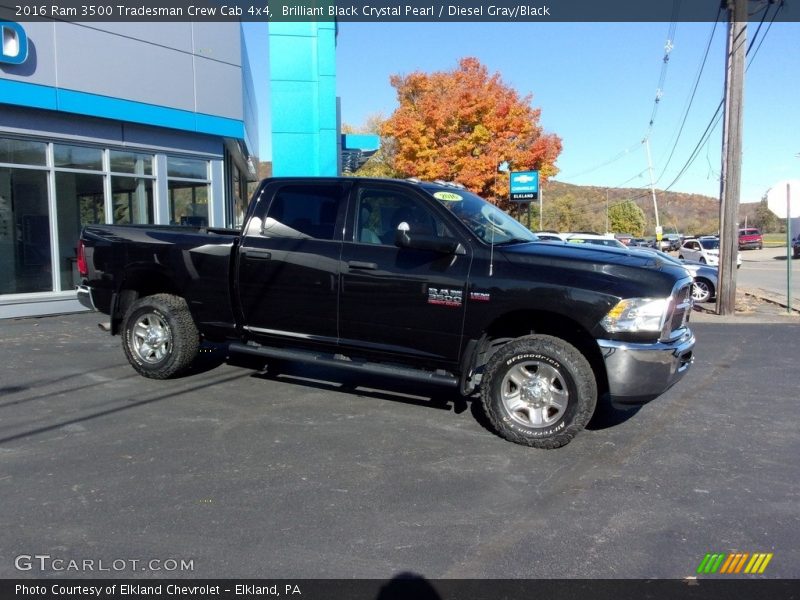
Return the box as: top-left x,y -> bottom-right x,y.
481,335 -> 597,448
122,293 -> 200,379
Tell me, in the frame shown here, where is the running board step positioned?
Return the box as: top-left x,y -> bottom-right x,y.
228,342 -> 458,387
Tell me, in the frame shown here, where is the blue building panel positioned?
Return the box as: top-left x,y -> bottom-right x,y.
268,21 -> 337,177
0,79 -> 58,111
268,36 -> 320,81
271,132 -> 319,176
317,27 -> 337,77
270,80 -> 321,135
0,21 -> 253,157
318,77 -> 338,131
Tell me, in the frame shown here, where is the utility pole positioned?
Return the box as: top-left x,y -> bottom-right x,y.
644,137 -> 661,234
539,182 -> 544,231
717,0 -> 747,315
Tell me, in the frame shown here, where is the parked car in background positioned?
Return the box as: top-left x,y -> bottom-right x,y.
792,234 -> 799,259
678,237 -> 741,267
614,233 -> 633,246
738,227 -> 763,250
682,261 -> 718,303
663,234 -> 682,252
564,233 -> 627,249
632,247 -> 716,303
534,232 -> 566,242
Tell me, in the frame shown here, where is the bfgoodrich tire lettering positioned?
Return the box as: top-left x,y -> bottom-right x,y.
122,293 -> 200,379
481,335 -> 597,448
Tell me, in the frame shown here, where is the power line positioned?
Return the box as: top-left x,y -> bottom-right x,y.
653,9 -> 723,185
644,2 -> 681,140
557,141 -> 642,181
561,11 -> 680,189
658,0 -> 781,194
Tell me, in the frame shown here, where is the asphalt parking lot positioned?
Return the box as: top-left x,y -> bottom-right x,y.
1,312 -> 798,579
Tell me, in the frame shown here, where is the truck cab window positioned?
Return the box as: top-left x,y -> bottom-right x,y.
263,186 -> 345,241
354,187 -> 450,245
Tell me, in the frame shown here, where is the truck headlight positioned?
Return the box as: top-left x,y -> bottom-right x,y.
601,297 -> 669,333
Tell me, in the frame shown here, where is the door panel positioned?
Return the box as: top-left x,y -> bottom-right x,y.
237,182 -> 349,343
339,184 -> 471,363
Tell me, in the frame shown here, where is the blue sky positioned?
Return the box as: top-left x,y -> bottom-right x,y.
244,18 -> 799,204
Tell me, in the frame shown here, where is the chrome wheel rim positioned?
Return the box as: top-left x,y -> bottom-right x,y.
131,312 -> 172,364
500,360 -> 568,428
692,280 -> 711,302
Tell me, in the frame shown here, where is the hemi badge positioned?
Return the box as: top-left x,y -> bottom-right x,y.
470,292 -> 491,302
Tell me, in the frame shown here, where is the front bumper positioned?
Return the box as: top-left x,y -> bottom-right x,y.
739,241 -> 762,249
597,329 -> 695,406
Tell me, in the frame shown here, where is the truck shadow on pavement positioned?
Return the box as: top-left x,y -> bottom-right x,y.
236,353 -> 640,436
246,356 -> 467,413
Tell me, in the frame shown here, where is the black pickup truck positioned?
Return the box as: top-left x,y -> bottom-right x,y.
78,177 -> 695,448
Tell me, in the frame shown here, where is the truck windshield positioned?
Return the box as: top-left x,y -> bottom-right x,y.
426,187 -> 537,245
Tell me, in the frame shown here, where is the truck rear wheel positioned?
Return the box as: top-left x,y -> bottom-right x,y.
122,293 -> 200,379
481,335 -> 597,448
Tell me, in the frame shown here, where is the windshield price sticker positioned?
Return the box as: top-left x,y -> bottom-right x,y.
434,191 -> 463,202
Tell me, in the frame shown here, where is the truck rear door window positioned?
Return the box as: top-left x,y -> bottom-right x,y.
263,185 -> 345,241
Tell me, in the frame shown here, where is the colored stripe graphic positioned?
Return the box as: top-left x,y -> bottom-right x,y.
720,553 -> 748,573
697,552 -> 773,575
697,553 -> 725,574
744,553 -> 774,574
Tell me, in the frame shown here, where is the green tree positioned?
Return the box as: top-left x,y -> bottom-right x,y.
341,113 -> 399,179
608,200 -> 646,236
753,198 -> 779,233
546,194 -> 580,232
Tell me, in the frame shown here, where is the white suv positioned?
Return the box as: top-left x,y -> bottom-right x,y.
679,237 -> 741,267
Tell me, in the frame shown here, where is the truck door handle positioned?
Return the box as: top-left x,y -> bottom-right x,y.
244,249 -> 271,260
347,261 -> 378,270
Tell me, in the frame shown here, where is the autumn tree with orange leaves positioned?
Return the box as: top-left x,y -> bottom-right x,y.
381,57 -> 562,206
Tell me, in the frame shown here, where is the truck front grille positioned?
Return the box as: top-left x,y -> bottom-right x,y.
662,282 -> 693,341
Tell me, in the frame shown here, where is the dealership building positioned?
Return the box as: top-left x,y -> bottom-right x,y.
0,19 -> 262,318
0,18 -> 374,319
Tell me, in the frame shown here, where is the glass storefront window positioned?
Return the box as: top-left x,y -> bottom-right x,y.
0,167 -> 52,294
168,157 -> 208,180
0,138 -> 227,304
169,181 -> 209,226
54,144 -> 102,171
110,151 -> 153,176
230,164 -> 248,228
55,172 -> 105,291
0,137 -> 47,166
112,176 -> 154,225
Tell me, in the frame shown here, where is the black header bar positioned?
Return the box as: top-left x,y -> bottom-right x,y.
4,0 -> 800,22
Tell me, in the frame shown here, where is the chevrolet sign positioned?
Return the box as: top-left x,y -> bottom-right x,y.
510,170 -> 539,202
1,21 -> 28,65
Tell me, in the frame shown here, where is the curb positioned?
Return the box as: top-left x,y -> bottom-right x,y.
739,287 -> 800,316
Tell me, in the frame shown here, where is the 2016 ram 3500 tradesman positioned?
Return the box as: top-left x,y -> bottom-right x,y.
77,177 -> 695,448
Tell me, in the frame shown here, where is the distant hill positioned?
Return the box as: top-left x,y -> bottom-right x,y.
543,180 -> 761,236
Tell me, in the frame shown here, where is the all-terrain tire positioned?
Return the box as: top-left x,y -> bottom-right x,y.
121,293 -> 200,379
481,335 -> 597,449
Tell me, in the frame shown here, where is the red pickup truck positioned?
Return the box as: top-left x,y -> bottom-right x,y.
738,228 -> 763,250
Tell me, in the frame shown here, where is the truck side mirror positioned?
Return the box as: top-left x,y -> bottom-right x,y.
394,222 -> 465,255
